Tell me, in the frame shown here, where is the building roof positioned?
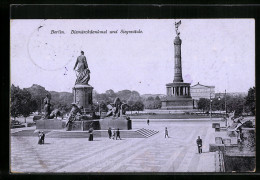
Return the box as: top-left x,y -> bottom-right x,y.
190,82 -> 215,88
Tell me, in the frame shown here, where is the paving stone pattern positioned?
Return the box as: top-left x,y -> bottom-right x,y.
11,121 -> 217,173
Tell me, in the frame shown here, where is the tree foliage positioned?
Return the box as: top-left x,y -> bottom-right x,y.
197,87 -> 255,117
11,84 -> 38,122
197,98 -> 210,112
245,87 -> 255,115
143,96 -> 162,109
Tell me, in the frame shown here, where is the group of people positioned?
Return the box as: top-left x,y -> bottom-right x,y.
108,127 -> 121,140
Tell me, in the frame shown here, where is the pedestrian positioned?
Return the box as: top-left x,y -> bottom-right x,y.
196,136 -> 202,154
165,127 -> 169,138
89,127 -> 94,141
108,127 -> 112,139
41,131 -> 45,144
116,128 -> 121,140
112,129 -> 116,140
147,119 -> 150,125
38,131 -> 42,145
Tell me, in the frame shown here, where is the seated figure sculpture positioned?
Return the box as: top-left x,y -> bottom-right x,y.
49,108 -> 63,119
106,97 -> 127,117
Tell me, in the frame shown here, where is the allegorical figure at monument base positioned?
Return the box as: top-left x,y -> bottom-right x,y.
74,51 -> 90,85
43,94 -> 51,119
65,102 -> 82,131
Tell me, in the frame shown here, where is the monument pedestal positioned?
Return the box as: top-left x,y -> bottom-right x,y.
72,84 -> 93,112
36,119 -> 101,131
99,116 -> 132,130
36,119 -> 66,130
161,82 -> 193,110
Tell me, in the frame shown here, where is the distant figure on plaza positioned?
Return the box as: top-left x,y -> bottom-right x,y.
165,127 -> 169,138
89,127 -> 94,141
196,136 -> 203,154
147,119 -> 150,125
116,128 -> 121,140
65,103 -> 82,131
38,131 -> 42,144
43,94 -> 51,119
74,51 -> 90,85
41,131 -> 45,144
112,129 -> 116,140
108,127 -> 112,139
38,131 -> 45,144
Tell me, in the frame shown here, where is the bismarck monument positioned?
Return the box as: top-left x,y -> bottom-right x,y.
72,51 -> 93,113
161,21 -> 193,110
36,50 -> 132,131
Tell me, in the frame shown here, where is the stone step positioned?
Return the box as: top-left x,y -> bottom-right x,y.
11,128 -> 159,138
11,130 -> 51,137
136,128 -> 159,138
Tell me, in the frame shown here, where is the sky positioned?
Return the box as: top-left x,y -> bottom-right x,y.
10,19 -> 255,94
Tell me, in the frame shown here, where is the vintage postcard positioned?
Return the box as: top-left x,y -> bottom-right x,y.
10,19 -> 255,173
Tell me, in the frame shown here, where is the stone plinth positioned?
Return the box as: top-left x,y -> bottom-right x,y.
37,119 -> 101,131
36,119 -> 66,129
99,116 -> 132,130
66,120 -> 101,131
73,84 -> 93,112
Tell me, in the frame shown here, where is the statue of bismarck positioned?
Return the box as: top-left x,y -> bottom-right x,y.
73,51 -> 90,85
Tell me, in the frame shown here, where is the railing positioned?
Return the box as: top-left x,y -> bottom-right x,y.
218,151 -> 225,172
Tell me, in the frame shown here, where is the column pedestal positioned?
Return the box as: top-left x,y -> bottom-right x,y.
72,84 -> 94,112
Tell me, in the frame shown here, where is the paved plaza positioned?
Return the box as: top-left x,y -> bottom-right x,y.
11,120 -> 219,173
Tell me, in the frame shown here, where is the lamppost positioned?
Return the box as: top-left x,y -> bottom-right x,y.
97,102 -> 101,117
224,89 -> 227,127
218,90 -> 227,127
210,94 -> 213,121
218,96 -> 221,114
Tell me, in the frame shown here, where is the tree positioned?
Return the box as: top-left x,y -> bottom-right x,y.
211,98 -> 225,111
127,100 -> 135,114
24,84 -> 49,113
154,96 -> 162,109
197,98 -> 210,112
133,101 -> 144,113
20,90 -> 36,123
144,96 -> 155,109
244,87 -> 255,115
10,85 -> 23,120
224,95 -> 245,117
117,90 -> 132,102
11,85 -> 38,123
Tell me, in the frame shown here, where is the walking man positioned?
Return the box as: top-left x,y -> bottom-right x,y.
112,129 -> 116,140
147,119 -> 150,125
108,127 -> 112,139
41,131 -> 45,144
89,127 -> 94,141
38,131 -> 42,145
196,136 -> 203,154
165,127 -> 169,138
116,128 -> 121,140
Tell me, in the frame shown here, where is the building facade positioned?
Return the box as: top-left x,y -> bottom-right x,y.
190,82 -> 215,100
190,82 -> 215,108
